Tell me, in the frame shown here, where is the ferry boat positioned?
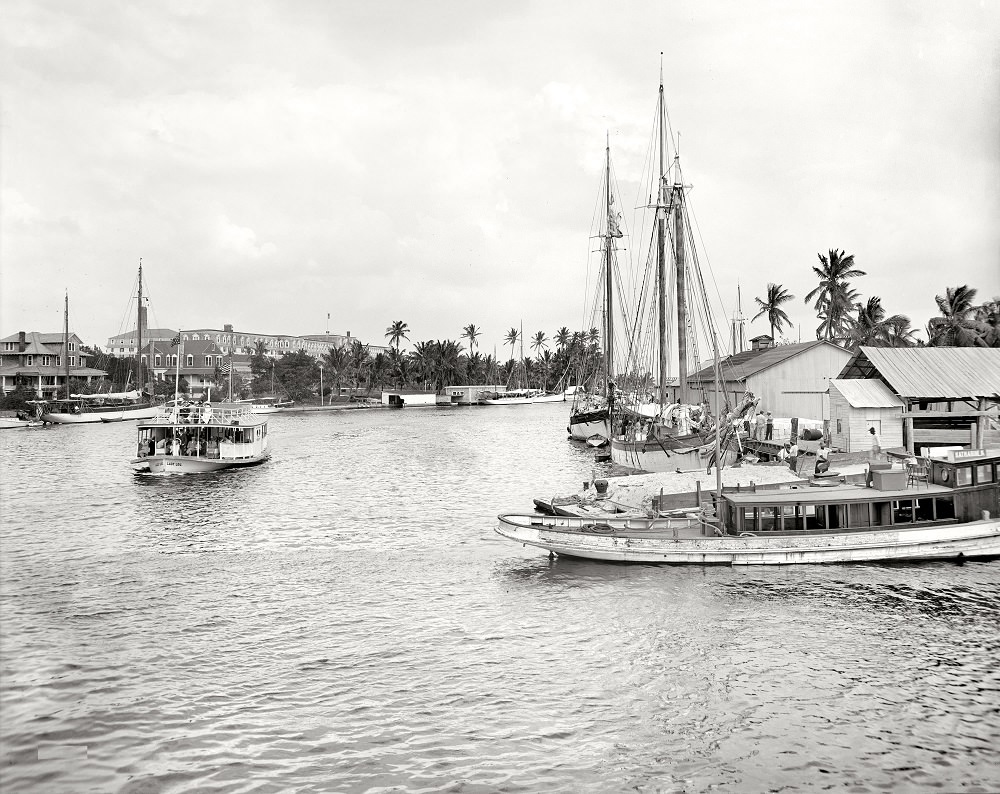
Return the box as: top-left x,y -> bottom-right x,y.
496,449 -> 1000,565
131,401 -> 270,474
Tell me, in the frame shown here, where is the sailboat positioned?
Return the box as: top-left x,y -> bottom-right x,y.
568,137 -> 619,441
481,323 -> 565,405
609,70 -> 720,472
39,280 -> 157,424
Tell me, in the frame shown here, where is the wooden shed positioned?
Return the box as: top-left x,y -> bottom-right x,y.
688,337 -> 853,421
829,378 -> 904,453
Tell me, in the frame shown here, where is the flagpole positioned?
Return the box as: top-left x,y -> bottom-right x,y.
173,334 -> 182,402
228,358 -> 233,401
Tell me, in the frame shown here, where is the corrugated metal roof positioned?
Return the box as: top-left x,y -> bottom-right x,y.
841,347 -> 1000,399
829,378 -> 904,408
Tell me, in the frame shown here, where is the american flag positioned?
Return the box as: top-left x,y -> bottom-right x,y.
170,334 -> 181,347
221,360 -> 232,374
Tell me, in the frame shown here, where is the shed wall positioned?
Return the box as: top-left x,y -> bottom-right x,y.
745,345 -> 852,420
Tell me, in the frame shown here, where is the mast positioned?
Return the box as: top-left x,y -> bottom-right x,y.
137,259 -> 143,396
673,153 -> 688,405
63,291 -> 70,400
656,66 -> 668,414
603,133 -> 614,398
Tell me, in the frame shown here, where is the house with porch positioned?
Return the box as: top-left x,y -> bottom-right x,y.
0,331 -> 106,397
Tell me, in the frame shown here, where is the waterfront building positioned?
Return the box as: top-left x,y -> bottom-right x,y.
0,330 -> 106,396
687,336 -> 853,421
835,346 -> 1000,454
140,339 -> 246,399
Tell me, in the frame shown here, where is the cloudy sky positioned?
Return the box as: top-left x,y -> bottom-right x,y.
2,0 -> 998,357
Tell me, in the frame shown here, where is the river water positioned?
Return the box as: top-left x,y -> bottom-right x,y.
1,402 -> 998,793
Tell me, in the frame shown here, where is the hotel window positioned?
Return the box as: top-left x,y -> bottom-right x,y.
155,354 -> 161,367
171,355 -> 177,366
69,356 -> 76,366
25,355 -> 33,365
56,356 -> 61,366
140,355 -> 147,365
216,356 -> 223,366
68,342 -> 76,351
41,356 -> 50,366
186,355 -> 194,367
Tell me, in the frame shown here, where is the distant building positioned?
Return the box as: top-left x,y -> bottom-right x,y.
108,320 -> 389,369
141,339 -> 247,399
0,331 -> 106,397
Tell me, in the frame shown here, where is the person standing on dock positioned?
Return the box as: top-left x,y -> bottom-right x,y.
765,412 -> 773,440
754,411 -> 766,440
869,427 -> 882,460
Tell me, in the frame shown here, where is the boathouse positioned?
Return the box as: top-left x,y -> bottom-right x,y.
836,347 -> 1000,454
687,336 -> 852,421
828,378 -> 904,453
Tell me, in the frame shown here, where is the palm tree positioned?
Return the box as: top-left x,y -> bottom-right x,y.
847,297 -> 912,350
974,297 -> 1000,347
504,327 -> 520,362
409,341 -> 433,389
804,249 -> 866,341
530,331 -> 548,358
927,285 -> 987,346
386,346 -> 407,389
753,283 -> 795,341
323,345 -> 350,399
461,324 -> 481,353
554,326 -> 571,351
385,320 -> 410,351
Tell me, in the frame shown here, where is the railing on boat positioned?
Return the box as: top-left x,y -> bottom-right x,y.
150,403 -> 255,424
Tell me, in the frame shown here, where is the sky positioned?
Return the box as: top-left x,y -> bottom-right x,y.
2,0 -> 998,358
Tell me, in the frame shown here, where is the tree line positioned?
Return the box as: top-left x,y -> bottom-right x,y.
752,249 -> 999,349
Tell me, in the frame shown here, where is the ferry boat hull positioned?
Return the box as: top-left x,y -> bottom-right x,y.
496,513 -> 1000,565
132,452 -> 270,474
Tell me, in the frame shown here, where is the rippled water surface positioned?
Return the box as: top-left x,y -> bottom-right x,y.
2,404 -> 999,792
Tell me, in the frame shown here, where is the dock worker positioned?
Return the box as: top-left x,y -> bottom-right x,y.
754,411 -> 766,440
869,427 -> 882,460
816,442 -> 830,475
765,411 -> 773,440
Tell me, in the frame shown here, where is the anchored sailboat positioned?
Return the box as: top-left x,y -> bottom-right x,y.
609,69 -> 722,472
568,136 -> 620,441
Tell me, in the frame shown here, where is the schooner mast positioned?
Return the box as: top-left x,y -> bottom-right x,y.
655,66 -> 689,411
602,133 -> 614,398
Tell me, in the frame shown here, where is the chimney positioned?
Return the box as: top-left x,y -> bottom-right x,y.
224,324 -> 233,333
18,331 -> 26,352
346,331 -> 351,338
